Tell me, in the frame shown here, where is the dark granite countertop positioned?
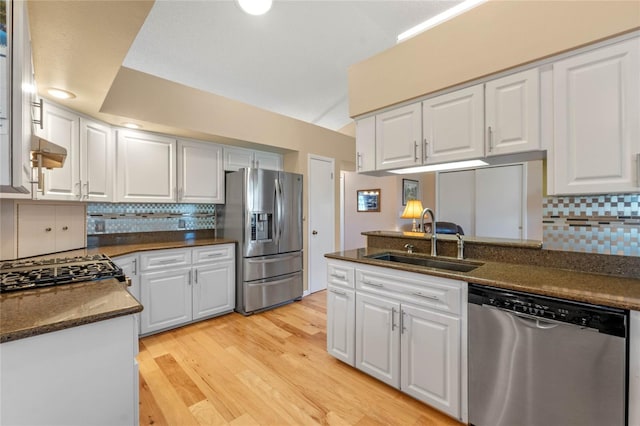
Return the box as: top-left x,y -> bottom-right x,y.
326,247 -> 640,311
1,278 -> 143,343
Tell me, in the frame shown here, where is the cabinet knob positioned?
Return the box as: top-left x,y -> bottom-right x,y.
62,226 -> 69,231
45,227 -> 52,232
312,230 -> 318,235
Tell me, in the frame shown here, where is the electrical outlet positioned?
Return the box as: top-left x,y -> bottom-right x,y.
178,219 -> 186,229
95,220 -> 105,233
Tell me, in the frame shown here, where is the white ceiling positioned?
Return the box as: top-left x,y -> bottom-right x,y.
123,0 -> 462,131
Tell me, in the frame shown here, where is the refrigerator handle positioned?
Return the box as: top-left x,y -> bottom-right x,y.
275,178 -> 282,244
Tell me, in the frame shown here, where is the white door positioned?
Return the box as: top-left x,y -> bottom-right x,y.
551,37 -> 640,195
192,261 -> 235,319
437,170 -> 475,236
476,165 -> 523,239
140,267 -> 192,334
326,285 -> 356,365
355,292 -> 400,388
422,85 -> 484,164
401,304 -> 460,419
308,155 -> 335,293
375,103 -> 422,170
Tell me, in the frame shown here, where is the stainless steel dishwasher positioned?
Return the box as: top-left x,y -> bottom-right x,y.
469,284 -> 627,426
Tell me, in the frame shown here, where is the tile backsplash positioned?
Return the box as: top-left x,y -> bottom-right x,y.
543,194 -> 639,257
87,203 -> 216,235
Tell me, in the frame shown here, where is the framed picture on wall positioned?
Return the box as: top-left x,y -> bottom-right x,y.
357,189 -> 381,212
402,179 -> 419,205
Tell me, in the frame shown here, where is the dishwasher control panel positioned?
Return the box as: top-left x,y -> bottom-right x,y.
469,284 -> 627,337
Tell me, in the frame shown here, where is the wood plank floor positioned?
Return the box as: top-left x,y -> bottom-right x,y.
138,290 -> 464,426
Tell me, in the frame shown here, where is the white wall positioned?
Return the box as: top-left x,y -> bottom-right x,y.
342,172 -> 434,250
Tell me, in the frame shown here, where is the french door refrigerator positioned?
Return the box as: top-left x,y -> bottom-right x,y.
220,168 -> 303,315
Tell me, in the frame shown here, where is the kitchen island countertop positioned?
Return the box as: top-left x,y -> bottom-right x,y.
326,247 -> 640,311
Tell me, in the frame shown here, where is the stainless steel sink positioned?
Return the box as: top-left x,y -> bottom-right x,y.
366,252 -> 482,273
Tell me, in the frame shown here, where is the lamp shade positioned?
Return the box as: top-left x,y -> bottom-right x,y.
401,199 -> 424,219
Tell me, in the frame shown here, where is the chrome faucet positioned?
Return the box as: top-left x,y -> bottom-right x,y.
404,243 -> 414,254
420,208 -> 437,256
456,233 -> 464,259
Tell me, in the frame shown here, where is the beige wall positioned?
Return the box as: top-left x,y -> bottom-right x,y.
348,0 -> 640,117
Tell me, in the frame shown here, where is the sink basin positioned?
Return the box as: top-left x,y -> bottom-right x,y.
366,252 -> 482,273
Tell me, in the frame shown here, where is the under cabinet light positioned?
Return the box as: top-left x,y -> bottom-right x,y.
388,159 -> 488,174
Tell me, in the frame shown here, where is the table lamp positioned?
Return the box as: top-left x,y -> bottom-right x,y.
401,199 -> 424,232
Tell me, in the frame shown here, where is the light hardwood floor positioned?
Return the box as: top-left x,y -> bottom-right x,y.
138,290 -> 464,426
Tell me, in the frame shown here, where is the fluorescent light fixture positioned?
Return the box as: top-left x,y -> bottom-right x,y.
237,0 -> 272,16
388,159 -> 489,174
123,122 -> 141,129
47,88 -> 76,99
397,0 -> 487,43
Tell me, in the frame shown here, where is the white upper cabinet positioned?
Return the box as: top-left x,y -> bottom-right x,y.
177,139 -> 224,204
116,130 -> 176,203
485,68 -> 540,156
422,84 -> 484,164
36,102 -> 80,200
223,146 -> 283,171
550,36 -> 640,195
355,116 -> 376,172
80,118 -> 114,202
375,103 -> 422,170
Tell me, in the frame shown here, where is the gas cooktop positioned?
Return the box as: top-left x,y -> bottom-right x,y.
0,254 -> 127,293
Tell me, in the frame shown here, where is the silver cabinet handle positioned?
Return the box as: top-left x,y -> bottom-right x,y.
413,141 -> 418,161
194,269 -> 198,284
488,126 -> 494,152
157,259 -> 177,265
636,153 -> 640,186
356,152 -> 362,170
391,307 -> 397,331
423,138 -> 428,161
206,252 -> 223,258
330,272 -> 346,280
362,279 -> 383,288
85,181 -> 89,199
188,270 -> 192,285
412,291 -> 440,301
132,259 -> 137,275
400,310 -> 407,334
330,288 -> 346,296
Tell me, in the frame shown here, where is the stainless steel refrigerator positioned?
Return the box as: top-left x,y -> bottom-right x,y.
219,168 -> 303,315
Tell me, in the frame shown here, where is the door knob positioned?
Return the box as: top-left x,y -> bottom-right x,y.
312,230 -> 318,235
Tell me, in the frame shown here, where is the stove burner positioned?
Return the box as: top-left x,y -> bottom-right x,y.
0,254 -> 126,293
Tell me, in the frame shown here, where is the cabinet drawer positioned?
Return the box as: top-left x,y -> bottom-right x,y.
140,248 -> 192,272
192,244 -> 234,264
327,261 -> 355,288
356,265 -> 463,315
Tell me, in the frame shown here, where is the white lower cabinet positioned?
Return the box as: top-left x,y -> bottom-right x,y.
139,244 -> 235,335
328,260 -> 467,422
113,254 -> 141,335
326,261 -> 356,365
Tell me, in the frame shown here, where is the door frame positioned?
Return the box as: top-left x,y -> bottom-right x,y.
307,154 -> 335,295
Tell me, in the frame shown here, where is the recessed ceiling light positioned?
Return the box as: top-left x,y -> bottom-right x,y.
236,0 -> 272,16
123,122 -> 141,129
47,88 -> 76,99
397,0 -> 487,43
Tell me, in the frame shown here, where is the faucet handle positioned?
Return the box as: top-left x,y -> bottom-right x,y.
403,243 -> 415,253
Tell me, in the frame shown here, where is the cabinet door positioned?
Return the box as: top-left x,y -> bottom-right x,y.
17,203 -> 56,257
113,254 -> 141,335
80,118 -> 114,202
140,267 -> 192,335
177,139 -> 224,203
551,37 -> 640,195
355,116 -> 376,172
401,303 -> 460,419
116,130 -> 176,203
37,102 -> 80,200
53,204 -> 86,253
375,103 -> 422,170
253,151 -> 282,171
192,261 -> 235,320
422,85 -> 484,164
223,146 -> 254,171
355,292 -> 400,388
327,285 -> 356,366
485,68 -> 540,156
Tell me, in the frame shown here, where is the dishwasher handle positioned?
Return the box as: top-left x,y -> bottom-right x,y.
487,305 -> 599,333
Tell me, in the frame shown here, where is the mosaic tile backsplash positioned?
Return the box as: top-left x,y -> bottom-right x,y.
87,203 -> 216,235
543,194 -> 639,257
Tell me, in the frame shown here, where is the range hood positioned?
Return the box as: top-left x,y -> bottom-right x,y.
30,135 -> 67,169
